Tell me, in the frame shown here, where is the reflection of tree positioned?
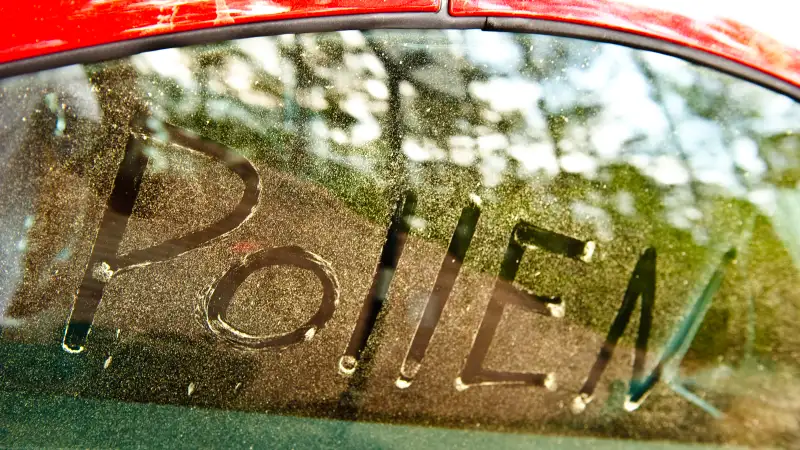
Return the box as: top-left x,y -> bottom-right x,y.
633,54 -> 703,209
761,132 -> 800,186
626,53 -> 800,364
131,30 -> 799,375
515,34 -> 602,160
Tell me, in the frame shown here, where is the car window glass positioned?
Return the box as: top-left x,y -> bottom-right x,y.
1,30 -> 799,447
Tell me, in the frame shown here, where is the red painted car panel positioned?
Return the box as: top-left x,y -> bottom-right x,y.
0,0 -> 440,65
1,0 -> 799,88
450,0 -> 800,88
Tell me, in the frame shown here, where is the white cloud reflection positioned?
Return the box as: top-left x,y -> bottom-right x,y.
130,29 -> 798,237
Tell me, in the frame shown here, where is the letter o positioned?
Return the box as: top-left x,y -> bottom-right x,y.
202,246 -> 339,349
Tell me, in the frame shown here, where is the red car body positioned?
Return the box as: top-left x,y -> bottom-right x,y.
2,0 -> 799,92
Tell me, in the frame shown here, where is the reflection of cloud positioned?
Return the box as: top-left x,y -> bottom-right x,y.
509,143 -> 559,176
364,79 -> 389,100
403,139 -> 429,162
571,201 -> 615,242
480,153 -> 507,187
339,31 -> 366,48
664,188 -> 706,240
330,129 -> 348,145
770,189 -> 800,271
309,119 -> 373,174
615,191 -> 637,216
225,59 -> 252,90
342,53 -> 386,79
476,134 -> 508,154
640,52 -> 696,88
748,188 -> 776,216
449,136 -> 477,166
403,138 -> 446,163
470,78 -> 542,113
340,92 -> 381,146
133,48 -> 195,89
340,93 -> 371,122
207,99 -> 266,131
732,137 -> 767,177
351,122 -> 381,147
743,89 -> 800,135
304,87 -> 328,111
649,156 -> 690,186
463,30 -> 521,73
560,152 -> 597,178
237,37 -> 281,77
590,121 -> 631,159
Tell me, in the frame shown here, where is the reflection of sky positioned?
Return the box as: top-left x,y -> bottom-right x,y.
456,31 -> 798,228
133,48 -> 195,89
129,29 -> 799,236
462,31 -> 521,74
